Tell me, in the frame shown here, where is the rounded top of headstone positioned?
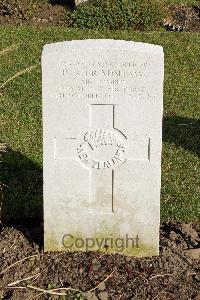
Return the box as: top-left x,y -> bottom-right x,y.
42,39 -> 163,56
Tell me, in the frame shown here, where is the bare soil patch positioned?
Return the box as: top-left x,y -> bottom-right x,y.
0,221 -> 200,299
0,0 -> 71,27
164,4 -> 200,31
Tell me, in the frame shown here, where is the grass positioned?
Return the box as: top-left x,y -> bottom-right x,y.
0,26 -> 199,223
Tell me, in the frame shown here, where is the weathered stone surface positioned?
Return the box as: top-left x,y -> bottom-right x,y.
42,39 -> 164,256
75,0 -> 88,6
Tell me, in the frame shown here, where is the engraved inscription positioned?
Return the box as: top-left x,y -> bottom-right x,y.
77,129 -> 127,169
70,68 -> 142,78
54,58 -> 150,101
57,86 -> 144,101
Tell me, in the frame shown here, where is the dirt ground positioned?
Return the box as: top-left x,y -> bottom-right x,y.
0,0 -> 200,31
163,4 -> 200,32
0,0 -> 72,27
0,221 -> 200,300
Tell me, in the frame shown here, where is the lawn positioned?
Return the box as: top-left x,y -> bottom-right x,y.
0,26 -> 199,223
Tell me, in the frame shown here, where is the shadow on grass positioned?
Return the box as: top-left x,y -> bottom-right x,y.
0,115 -> 199,248
49,0 -> 75,9
163,116 -> 200,157
0,147 -> 43,248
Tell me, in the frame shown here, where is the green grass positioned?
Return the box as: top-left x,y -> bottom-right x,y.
0,26 -> 199,223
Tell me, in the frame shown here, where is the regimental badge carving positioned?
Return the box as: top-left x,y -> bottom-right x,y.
77,129 -> 127,169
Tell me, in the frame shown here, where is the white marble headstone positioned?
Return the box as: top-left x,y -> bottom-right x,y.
75,0 -> 88,6
42,40 -> 164,257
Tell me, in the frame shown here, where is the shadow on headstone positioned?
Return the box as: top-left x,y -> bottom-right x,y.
163,116 -> 200,157
0,147 -> 43,248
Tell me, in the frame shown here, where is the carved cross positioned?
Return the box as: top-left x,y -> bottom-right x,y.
54,104 -> 150,213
